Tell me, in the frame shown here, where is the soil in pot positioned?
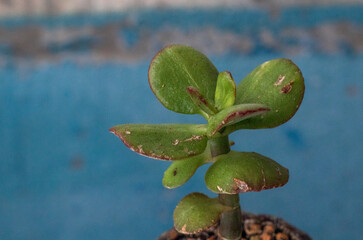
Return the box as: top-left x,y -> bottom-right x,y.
157,211 -> 311,240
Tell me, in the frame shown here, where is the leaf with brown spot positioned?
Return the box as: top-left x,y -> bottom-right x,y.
205,151 -> 289,194
207,103 -> 270,136
186,86 -> 217,118
232,58 -> 305,130
110,124 -> 208,160
174,193 -> 230,234
149,44 -> 219,115
280,81 -> 294,94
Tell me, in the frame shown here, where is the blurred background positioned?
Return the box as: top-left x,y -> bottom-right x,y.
0,0 -> 362,239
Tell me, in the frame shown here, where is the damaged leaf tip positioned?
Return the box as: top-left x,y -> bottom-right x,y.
186,86 -> 217,117
208,104 -> 270,136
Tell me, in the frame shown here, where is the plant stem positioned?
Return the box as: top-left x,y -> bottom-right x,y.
218,194 -> 242,240
209,136 -> 242,240
209,135 -> 230,157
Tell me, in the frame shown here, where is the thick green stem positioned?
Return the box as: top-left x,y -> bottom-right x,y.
218,194 -> 242,240
209,135 -> 230,157
209,136 -> 242,240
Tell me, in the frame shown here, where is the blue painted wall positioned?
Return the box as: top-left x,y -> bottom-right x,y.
0,5 -> 362,240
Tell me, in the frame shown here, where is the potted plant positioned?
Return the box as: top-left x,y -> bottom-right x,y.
110,44 -> 310,240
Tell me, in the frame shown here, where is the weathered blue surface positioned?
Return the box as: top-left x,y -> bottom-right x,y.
2,5 -> 363,29
0,5 -> 363,240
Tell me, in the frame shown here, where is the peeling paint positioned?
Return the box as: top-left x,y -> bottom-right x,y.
0,18 -> 361,64
4,0 -> 360,18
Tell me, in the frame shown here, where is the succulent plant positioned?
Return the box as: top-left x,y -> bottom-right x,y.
110,44 -> 305,240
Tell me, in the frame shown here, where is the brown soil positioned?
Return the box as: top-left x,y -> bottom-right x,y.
157,211 -> 311,240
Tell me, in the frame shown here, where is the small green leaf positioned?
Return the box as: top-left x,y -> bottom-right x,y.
148,44 -> 219,115
233,58 -> 305,130
215,71 -> 236,111
207,104 -> 270,136
163,145 -> 211,189
110,124 -> 208,160
186,86 -> 217,118
205,151 -> 289,194
174,193 -> 229,234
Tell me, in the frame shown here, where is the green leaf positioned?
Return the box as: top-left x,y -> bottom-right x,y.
205,151 -> 289,194
207,104 -> 270,136
174,193 -> 229,234
233,58 -> 305,130
163,145 -> 211,189
186,86 -> 217,118
148,44 -> 219,115
215,71 -> 236,111
110,124 -> 208,160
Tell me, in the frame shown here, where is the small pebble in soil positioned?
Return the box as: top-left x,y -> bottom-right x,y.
168,229 -> 178,239
249,235 -> 261,240
263,223 -> 275,235
157,211 -> 311,240
276,233 -> 289,240
260,232 -> 273,240
244,219 -> 262,235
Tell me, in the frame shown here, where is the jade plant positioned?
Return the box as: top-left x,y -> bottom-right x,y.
110,45 -> 304,240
